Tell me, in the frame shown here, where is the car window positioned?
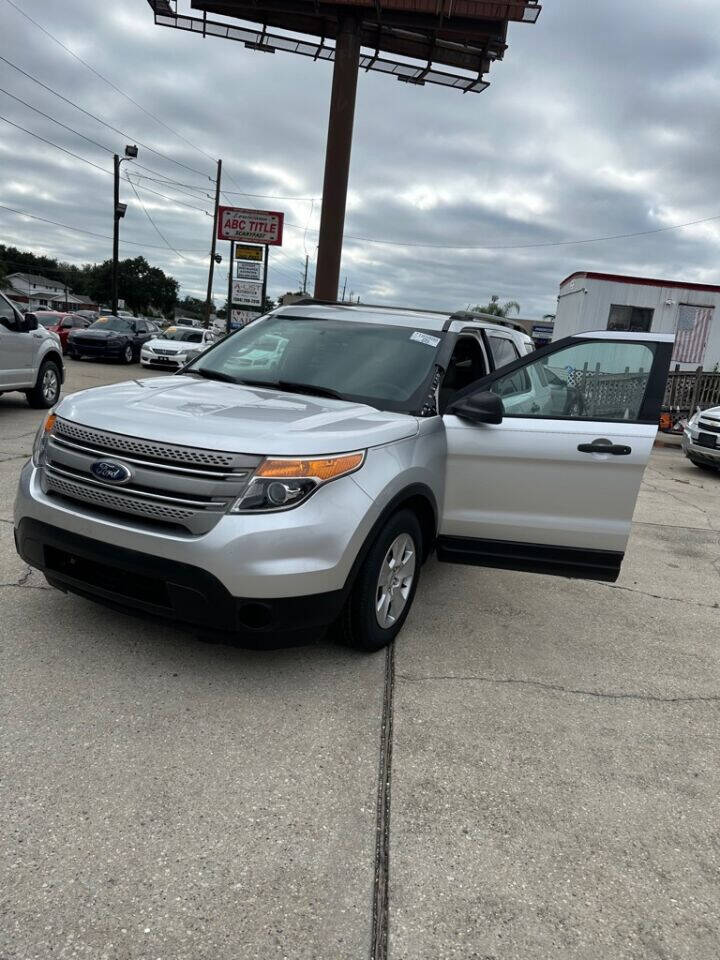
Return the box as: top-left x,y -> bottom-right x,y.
61,318 -> 74,329
186,332 -> 203,343
489,340 -> 656,420
487,335 -> 519,369
0,295 -> 17,325
134,320 -> 146,333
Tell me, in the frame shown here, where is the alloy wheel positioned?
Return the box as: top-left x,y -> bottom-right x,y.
42,367 -> 59,403
375,533 -> 416,629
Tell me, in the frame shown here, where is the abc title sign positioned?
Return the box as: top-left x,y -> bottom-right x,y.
217,206 -> 284,246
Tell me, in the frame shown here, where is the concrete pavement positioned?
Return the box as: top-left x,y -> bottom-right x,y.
2,360 -> 719,959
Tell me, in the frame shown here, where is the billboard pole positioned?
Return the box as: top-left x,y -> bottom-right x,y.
205,158 -> 222,328
313,15 -> 361,302
226,240 -> 234,335
261,245 -> 269,310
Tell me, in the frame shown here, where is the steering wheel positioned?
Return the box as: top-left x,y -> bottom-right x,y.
365,379 -> 406,399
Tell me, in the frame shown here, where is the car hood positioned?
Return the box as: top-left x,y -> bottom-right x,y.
144,337 -> 196,352
56,375 -> 419,456
70,328 -> 126,340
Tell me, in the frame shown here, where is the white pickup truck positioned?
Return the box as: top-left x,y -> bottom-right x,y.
0,291 -> 64,408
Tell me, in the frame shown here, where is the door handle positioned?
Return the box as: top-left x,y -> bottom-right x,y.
578,438 -> 632,456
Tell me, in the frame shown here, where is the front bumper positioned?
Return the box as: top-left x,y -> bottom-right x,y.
141,353 -> 185,368
682,432 -> 720,464
14,518 -> 344,642
70,341 -> 127,358
14,462 -> 379,635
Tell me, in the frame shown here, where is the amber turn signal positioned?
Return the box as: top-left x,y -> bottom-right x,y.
255,452 -> 365,482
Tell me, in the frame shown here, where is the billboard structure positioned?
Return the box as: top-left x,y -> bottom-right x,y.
147,0 -> 541,299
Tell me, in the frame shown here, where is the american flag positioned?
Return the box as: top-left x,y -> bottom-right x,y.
672,305 -> 713,364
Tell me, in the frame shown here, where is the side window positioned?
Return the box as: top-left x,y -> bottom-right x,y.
134,320 -> 147,334
489,340 -> 656,420
61,319 -> 74,329
439,336 -> 488,412
187,332 -> 203,343
0,296 -> 18,327
488,335 -> 519,369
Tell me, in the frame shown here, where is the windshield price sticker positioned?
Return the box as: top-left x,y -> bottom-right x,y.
410,331 -> 441,348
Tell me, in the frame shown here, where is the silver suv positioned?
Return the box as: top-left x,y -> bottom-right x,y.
0,291 -> 64,408
14,303 -> 672,651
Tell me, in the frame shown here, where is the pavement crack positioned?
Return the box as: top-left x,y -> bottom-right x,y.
641,478 -> 718,530
371,643 -> 395,960
0,454 -> 30,464
396,673 -> 720,705
604,582 -> 719,609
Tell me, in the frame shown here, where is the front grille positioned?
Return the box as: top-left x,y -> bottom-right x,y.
42,419 -> 261,534
55,418 -> 239,469
45,473 -> 197,529
698,419 -> 720,434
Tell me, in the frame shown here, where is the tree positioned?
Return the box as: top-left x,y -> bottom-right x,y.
0,244 -> 179,315
177,296 -> 208,318
472,295 -> 520,318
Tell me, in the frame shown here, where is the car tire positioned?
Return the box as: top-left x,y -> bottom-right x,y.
338,509 -> 422,653
26,358 -> 61,409
122,343 -> 134,364
688,455 -> 719,472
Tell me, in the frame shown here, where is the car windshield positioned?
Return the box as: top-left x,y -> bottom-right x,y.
160,327 -> 200,341
88,317 -> 132,332
36,315 -> 62,328
188,314 -> 444,412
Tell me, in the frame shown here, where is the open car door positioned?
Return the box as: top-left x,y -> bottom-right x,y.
438,332 -> 674,582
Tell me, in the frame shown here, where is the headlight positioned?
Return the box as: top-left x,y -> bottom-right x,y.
229,451 -> 365,513
32,412 -> 56,467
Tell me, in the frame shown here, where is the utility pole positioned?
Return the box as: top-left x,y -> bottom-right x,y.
112,145 -> 137,315
226,240 -> 234,336
205,158 -> 222,327
112,154 -> 120,315
341,276 -> 347,302
313,14 -> 361,301
303,255 -> 309,294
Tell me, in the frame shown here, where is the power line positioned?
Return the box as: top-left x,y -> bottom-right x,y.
3,0 -> 219,175
126,174 -> 210,215
124,173 -> 192,263
0,85 -> 112,154
0,113 -> 110,175
0,201 -> 209,252
0,54 -> 214,181
0,112 -> 208,215
294,212 -> 720,250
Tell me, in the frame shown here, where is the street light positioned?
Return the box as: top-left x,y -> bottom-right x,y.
112,144 -> 139,315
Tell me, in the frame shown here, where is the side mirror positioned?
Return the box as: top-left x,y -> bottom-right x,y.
448,390 -> 504,425
24,313 -> 39,331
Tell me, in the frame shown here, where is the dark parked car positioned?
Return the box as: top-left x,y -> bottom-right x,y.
67,315 -> 153,363
30,312 -> 91,354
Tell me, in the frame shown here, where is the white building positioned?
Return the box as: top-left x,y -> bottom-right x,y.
553,271 -> 720,371
2,272 -> 97,312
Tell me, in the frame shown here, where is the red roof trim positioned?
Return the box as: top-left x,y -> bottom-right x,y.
560,271 -> 720,295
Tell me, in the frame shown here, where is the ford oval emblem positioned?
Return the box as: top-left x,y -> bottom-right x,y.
90,460 -> 133,485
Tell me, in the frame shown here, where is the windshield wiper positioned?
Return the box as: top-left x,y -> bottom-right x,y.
276,380 -> 346,400
186,368 -> 238,384
229,378 -> 345,400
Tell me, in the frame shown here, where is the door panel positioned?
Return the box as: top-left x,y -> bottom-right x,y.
0,324 -> 33,387
439,333 -> 673,582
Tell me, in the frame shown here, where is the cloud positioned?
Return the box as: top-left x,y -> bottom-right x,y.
2,0 -> 720,317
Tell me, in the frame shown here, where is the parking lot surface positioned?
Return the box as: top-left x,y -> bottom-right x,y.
2,359 -> 719,959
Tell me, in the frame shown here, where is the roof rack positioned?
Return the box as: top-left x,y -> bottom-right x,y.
448,310 -> 528,334
282,299 -> 531,335
284,297 -> 450,316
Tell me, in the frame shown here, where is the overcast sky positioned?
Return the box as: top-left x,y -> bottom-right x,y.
2,0 -> 720,317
